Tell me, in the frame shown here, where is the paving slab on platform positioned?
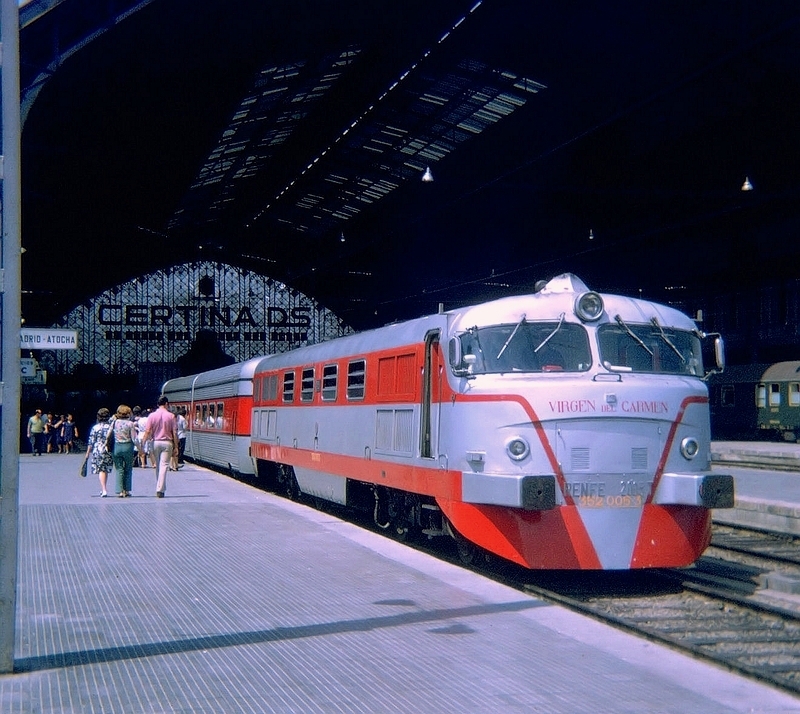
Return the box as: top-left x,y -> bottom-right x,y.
2,453 -> 798,713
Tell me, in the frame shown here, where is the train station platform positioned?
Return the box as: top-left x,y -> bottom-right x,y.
711,441 -> 800,536
2,453 -> 798,713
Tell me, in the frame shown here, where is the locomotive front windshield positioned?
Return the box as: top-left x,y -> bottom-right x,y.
456,321 -> 592,373
597,320 -> 703,375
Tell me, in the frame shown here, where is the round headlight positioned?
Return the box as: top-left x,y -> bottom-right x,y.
575,292 -> 604,322
505,436 -> 530,461
680,437 -> 700,460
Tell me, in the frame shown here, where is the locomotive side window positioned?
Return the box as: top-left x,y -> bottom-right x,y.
268,409 -> 277,438
282,371 -> 295,403
790,383 -> 800,407
598,322 -> 703,375
322,364 -> 338,401
301,367 -> 315,402
455,322 -> 591,374
347,359 -> 366,400
261,374 -> 278,403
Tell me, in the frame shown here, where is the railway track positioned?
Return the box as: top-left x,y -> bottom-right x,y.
508,526 -> 800,698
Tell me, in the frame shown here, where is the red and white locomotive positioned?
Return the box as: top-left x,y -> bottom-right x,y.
163,273 -> 733,569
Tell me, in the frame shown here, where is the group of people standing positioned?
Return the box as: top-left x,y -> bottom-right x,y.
26,411 -> 79,455
83,396 -> 187,498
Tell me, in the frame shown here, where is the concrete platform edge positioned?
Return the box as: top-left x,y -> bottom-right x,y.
713,496 -> 800,536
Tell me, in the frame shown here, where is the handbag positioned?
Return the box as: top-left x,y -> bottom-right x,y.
105,421 -> 116,451
80,458 -> 88,478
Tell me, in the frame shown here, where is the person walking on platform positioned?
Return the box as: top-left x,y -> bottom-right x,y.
85,407 -> 114,497
139,395 -> 178,498
46,413 -> 63,453
135,407 -> 151,468
61,413 -> 78,454
110,404 -> 137,497
171,406 -> 187,470
26,409 -> 45,455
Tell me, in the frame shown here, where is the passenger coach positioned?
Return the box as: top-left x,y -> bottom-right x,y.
163,356 -> 261,475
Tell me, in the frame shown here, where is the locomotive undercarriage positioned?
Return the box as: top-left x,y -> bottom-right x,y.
254,459 -> 301,500
338,480 -> 442,541
255,458 -> 460,548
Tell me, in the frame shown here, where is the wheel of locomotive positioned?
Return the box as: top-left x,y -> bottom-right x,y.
285,472 -> 301,501
451,527 -> 485,567
386,491 -> 419,543
389,519 -> 412,542
279,464 -> 301,501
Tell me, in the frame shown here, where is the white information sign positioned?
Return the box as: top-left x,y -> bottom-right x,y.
20,328 -> 78,350
20,358 -> 37,377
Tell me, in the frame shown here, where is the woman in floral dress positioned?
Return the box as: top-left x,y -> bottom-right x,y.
85,407 -> 114,497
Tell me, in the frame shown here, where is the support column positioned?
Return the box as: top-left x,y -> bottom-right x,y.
0,0 -> 21,674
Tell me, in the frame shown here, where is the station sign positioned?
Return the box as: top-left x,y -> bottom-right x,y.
20,328 -> 78,350
20,358 -> 37,377
20,357 -> 46,384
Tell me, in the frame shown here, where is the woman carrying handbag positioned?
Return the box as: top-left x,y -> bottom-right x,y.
84,408 -> 114,497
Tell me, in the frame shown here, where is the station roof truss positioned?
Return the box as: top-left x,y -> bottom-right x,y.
170,47 -> 546,243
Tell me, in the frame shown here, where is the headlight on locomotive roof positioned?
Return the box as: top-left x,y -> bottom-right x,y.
574,291 -> 604,322
680,436 -> 700,460
505,436 -> 530,461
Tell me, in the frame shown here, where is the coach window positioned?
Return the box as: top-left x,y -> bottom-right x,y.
201,404 -> 208,428
347,359 -> 366,400
195,405 -> 202,427
207,403 -> 216,428
756,383 -> 766,408
769,383 -> 781,407
301,367 -> 315,402
283,371 -> 295,403
267,375 -> 278,402
790,383 -> 800,407
720,385 -> 735,408
216,402 -> 224,428
322,364 -> 338,401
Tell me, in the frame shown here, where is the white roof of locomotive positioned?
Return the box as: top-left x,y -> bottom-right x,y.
248,274 -> 697,373
447,273 -> 697,333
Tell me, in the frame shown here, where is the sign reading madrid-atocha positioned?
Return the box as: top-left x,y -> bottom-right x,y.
40,261 -> 352,379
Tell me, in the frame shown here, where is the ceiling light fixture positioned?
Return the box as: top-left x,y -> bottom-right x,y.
741,176 -> 754,191
422,166 -> 434,183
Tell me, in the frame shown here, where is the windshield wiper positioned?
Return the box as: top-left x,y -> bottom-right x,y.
614,315 -> 653,355
496,314 -> 526,360
534,312 -> 565,354
650,316 -> 686,363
